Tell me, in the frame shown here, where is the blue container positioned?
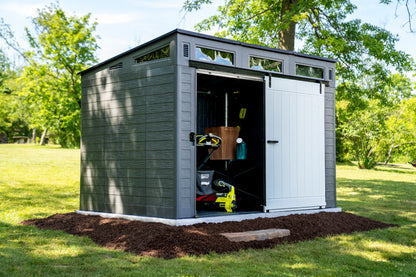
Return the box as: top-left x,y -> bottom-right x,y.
236,138 -> 247,160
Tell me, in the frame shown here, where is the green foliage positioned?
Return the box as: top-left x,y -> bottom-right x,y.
17,3 -> 99,147
335,112 -> 348,162
337,73 -> 414,111
336,72 -> 416,167
0,92 -> 30,139
183,0 -> 414,81
383,97 -> 416,163
0,49 -> 10,92
0,54 -> 31,139
340,100 -> 386,169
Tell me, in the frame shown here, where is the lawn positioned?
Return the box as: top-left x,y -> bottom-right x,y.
0,144 -> 415,276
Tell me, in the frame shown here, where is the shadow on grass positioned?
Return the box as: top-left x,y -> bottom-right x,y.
338,178 -> 415,199
373,166 -> 416,175
0,220 -> 138,276
337,161 -> 356,166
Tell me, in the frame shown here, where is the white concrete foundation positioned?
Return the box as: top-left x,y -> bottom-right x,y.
76,207 -> 342,226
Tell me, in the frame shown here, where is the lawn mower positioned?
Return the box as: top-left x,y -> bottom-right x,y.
196,133 -> 237,213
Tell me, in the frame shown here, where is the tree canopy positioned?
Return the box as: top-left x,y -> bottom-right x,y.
184,0 -> 414,81
0,3 -> 99,147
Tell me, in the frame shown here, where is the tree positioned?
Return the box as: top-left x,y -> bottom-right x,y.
20,3 -> 99,147
183,0 -> 414,81
0,18 -> 28,61
381,0 -> 416,32
0,61 -> 31,140
336,72 -> 415,167
0,49 -> 9,93
383,97 -> 416,164
340,100 -> 387,169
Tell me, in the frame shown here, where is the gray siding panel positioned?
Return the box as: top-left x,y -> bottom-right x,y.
80,51 -> 177,218
324,86 -> 336,207
82,64 -> 175,88
176,66 -> 196,218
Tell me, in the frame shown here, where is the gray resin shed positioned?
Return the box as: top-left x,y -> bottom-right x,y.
79,29 -> 337,221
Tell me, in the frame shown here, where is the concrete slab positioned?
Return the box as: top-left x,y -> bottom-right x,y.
221,228 -> 290,242
76,207 -> 342,226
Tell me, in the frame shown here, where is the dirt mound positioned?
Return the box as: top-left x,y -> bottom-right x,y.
21,212 -> 396,259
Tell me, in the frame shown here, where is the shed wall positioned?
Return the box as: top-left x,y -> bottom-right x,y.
80,38 -> 178,218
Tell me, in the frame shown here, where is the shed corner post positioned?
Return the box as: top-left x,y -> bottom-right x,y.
175,53 -> 197,218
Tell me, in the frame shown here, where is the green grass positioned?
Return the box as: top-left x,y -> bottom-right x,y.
0,145 -> 415,276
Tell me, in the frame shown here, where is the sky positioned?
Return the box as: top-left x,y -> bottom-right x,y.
0,0 -> 415,65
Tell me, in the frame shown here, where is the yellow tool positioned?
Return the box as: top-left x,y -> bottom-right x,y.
214,180 -> 237,213
239,108 -> 247,119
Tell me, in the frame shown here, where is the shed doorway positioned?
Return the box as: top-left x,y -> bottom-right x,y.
196,71 -> 265,214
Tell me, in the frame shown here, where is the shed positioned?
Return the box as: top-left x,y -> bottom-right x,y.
79,29 -> 337,221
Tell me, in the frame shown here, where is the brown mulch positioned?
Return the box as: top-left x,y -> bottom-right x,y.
21,212 -> 397,259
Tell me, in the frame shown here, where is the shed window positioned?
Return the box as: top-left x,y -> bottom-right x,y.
249,56 -> 282,72
135,45 -> 170,64
196,47 -> 234,65
296,64 -> 324,79
109,62 -> 123,70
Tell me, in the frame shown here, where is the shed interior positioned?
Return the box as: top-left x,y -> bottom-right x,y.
196,73 -> 265,213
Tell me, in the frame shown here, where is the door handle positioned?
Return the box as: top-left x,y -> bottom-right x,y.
267,140 -> 279,144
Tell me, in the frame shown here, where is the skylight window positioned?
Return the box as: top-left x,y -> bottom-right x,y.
196,47 -> 234,65
135,45 -> 170,64
296,64 -> 324,79
250,56 -> 282,72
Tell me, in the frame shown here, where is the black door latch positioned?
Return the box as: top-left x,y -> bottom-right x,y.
189,132 -> 195,142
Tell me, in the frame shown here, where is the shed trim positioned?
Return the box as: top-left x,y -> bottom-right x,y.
196,68 -> 264,82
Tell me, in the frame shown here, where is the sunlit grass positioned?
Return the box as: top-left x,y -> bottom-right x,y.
0,145 -> 79,224
337,162 -> 416,226
0,145 -> 415,276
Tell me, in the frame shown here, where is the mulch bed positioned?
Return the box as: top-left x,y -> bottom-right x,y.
21,212 -> 397,259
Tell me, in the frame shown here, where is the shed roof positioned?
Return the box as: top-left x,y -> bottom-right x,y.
80,29 -> 337,75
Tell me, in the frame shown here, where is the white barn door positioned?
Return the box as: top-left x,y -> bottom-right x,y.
264,77 -> 326,212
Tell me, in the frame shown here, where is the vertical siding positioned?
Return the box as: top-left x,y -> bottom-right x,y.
80,54 -> 177,218
176,66 -> 196,218
324,86 -> 336,207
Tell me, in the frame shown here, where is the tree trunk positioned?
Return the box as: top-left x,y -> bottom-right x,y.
384,143 -> 395,165
278,0 -> 297,51
32,128 -> 37,144
40,128 -> 48,145
384,142 -> 416,165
